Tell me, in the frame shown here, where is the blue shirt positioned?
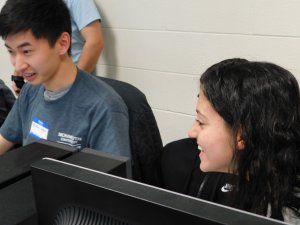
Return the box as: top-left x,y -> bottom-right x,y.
64,0 -> 102,64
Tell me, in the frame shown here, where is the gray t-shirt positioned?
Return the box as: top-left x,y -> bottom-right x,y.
0,70 -> 130,157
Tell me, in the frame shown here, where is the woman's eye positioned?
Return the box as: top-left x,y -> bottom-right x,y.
195,118 -> 204,126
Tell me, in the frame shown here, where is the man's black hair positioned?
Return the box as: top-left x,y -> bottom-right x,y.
0,0 -> 71,52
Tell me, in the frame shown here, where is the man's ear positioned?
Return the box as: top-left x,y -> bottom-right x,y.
56,32 -> 70,55
236,130 -> 245,151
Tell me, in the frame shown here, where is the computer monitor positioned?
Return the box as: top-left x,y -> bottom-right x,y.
31,158 -> 286,225
63,148 -> 132,179
0,139 -> 75,189
0,140 -> 76,225
0,141 -> 131,225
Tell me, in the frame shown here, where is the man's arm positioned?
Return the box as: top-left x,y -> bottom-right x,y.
0,134 -> 15,155
77,21 -> 104,73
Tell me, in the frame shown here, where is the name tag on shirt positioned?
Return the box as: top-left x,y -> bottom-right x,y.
30,117 -> 49,140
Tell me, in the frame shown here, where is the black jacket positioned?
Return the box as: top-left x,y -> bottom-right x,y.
0,79 -> 15,127
161,138 -> 236,206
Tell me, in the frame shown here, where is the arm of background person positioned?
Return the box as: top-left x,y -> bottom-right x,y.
0,134 -> 15,155
77,20 -> 104,73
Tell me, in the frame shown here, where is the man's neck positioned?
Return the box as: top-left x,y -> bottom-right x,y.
44,56 -> 77,92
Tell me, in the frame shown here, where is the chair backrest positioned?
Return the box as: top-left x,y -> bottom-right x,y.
161,138 -> 204,196
97,76 -> 163,186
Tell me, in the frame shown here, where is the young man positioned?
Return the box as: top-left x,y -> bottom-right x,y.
12,0 -> 104,95
0,0 -> 130,157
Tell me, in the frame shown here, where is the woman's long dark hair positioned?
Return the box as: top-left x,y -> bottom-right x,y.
200,58 -> 300,220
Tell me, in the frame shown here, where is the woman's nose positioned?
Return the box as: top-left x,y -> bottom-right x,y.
188,121 -> 198,138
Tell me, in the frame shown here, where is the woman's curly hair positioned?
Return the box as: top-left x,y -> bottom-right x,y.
200,58 -> 300,220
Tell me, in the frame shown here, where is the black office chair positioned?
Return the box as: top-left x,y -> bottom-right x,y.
97,76 -> 163,186
161,138 -> 204,196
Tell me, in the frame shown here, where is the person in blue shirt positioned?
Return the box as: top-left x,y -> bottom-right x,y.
0,0 -> 130,158
64,0 -> 104,74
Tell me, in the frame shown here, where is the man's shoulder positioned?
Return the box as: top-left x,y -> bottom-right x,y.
76,70 -> 112,94
19,83 -> 42,100
75,71 -> 127,110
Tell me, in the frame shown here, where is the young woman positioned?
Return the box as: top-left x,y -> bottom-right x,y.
188,58 -> 300,223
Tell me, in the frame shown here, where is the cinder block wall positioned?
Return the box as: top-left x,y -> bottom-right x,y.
1,0 -> 300,145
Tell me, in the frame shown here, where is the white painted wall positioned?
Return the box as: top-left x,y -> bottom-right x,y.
1,0 -> 300,145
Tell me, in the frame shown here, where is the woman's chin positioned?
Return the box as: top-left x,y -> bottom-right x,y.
199,163 -> 209,172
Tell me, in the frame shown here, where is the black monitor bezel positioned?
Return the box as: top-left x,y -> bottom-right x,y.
31,158 -> 287,225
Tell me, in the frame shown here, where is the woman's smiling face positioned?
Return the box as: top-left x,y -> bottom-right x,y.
188,90 -> 237,173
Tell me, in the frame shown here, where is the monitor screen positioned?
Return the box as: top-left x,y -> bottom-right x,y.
31,158 -> 286,225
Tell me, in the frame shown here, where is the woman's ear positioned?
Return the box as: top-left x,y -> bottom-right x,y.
236,131 -> 245,151
56,32 -> 71,55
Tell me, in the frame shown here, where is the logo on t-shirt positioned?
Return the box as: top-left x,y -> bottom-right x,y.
221,183 -> 234,192
57,132 -> 82,149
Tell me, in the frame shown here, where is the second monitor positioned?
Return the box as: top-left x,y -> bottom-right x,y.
31,158 -> 286,225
